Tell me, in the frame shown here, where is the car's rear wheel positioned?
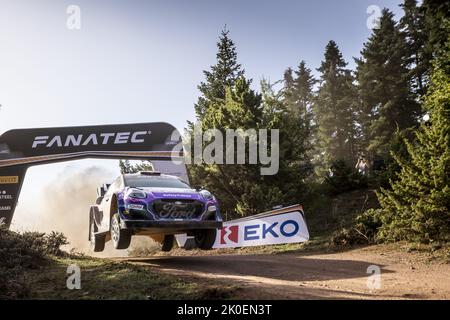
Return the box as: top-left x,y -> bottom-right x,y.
90,219 -> 106,252
194,229 -> 217,250
161,235 -> 175,252
111,213 -> 131,250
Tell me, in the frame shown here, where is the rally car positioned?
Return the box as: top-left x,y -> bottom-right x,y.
88,171 -> 222,252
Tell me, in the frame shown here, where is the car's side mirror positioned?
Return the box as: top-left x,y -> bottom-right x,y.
194,185 -> 204,191
95,196 -> 103,205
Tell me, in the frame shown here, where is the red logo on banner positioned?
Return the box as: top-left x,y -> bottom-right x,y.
220,225 -> 239,244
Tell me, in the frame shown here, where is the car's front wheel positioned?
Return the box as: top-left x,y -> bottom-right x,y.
194,229 -> 217,250
110,213 -> 131,249
90,219 -> 106,252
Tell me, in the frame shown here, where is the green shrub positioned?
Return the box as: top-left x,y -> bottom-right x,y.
0,226 -> 69,299
354,209 -> 383,241
369,59 -> 450,244
43,231 -> 69,256
324,160 -> 368,195
331,208 -> 383,246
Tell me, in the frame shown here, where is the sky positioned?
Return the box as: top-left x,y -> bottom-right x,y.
0,0 -> 404,229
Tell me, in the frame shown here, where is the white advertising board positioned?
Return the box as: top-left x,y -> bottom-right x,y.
213,209 -> 309,249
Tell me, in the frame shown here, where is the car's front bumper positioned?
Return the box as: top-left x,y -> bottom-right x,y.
120,219 -> 222,232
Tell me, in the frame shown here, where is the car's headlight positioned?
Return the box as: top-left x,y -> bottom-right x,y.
126,188 -> 147,199
200,189 -> 215,201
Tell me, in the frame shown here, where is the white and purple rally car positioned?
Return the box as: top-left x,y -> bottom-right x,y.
89,171 -> 222,252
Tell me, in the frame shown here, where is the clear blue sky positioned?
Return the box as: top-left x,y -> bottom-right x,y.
0,0 -> 404,229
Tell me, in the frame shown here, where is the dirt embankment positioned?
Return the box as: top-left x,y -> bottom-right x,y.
119,244 -> 450,299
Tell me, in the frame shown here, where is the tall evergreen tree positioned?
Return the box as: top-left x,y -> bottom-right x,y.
283,67 -> 295,94
422,0 -> 450,57
314,41 -> 358,175
119,160 -> 132,174
190,70 -> 313,216
119,159 -> 153,174
193,28 -> 244,122
355,9 -> 422,159
293,61 -> 316,121
283,61 -> 316,161
353,1 -> 450,244
187,28 -> 247,215
190,76 -> 268,216
262,78 -> 314,202
400,0 -> 431,97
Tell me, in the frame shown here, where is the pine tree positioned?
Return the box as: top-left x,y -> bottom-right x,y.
283,67 -> 295,108
314,41 -> 358,175
262,79 -> 313,202
190,74 -> 313,216
119,159 -> 154,174
282,61 -> 316,169
187,28 -> 248,215
193,28 -> 244,122
422,1 -> 450,58
355,9 -> 422,159
284,61 -> 316,142
131,161 -> 154,172
400,0 -> 431,96
374,55 -> 450,243
189,32 -> 315,216
190,76 -> 266,216
294,61 -> 316,122
359,1 -> 450,243
119,160 -> 132,174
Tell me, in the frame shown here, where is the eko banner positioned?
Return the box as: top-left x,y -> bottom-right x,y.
213,205 -> 309,249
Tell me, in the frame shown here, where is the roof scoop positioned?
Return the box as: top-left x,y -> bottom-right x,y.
139,171 -> 161,176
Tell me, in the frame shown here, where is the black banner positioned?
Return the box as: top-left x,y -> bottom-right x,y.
0,300 -> 438,318
0,122 -> 183,227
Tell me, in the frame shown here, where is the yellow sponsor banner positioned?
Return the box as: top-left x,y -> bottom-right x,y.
0,176 -> 19,184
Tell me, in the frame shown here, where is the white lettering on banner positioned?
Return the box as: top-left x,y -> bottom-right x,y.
31,131 -> 152,148
213,211 -> 309,249
0,191 -> 12,200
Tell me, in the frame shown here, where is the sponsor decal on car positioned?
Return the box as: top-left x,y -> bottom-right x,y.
160,193 -> 193,198
127,204 -> 144,210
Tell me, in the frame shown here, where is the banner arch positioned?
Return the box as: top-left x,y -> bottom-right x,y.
0,122 -> 185,227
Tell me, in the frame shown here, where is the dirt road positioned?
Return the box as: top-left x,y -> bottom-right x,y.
121,245 -> 450,299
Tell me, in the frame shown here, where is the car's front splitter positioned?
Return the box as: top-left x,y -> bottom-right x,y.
119,219 -> 222,231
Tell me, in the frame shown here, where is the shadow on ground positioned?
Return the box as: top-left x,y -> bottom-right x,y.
126,254 -> 392,283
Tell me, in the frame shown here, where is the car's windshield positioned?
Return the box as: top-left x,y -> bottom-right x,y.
124,175 -> 191,189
